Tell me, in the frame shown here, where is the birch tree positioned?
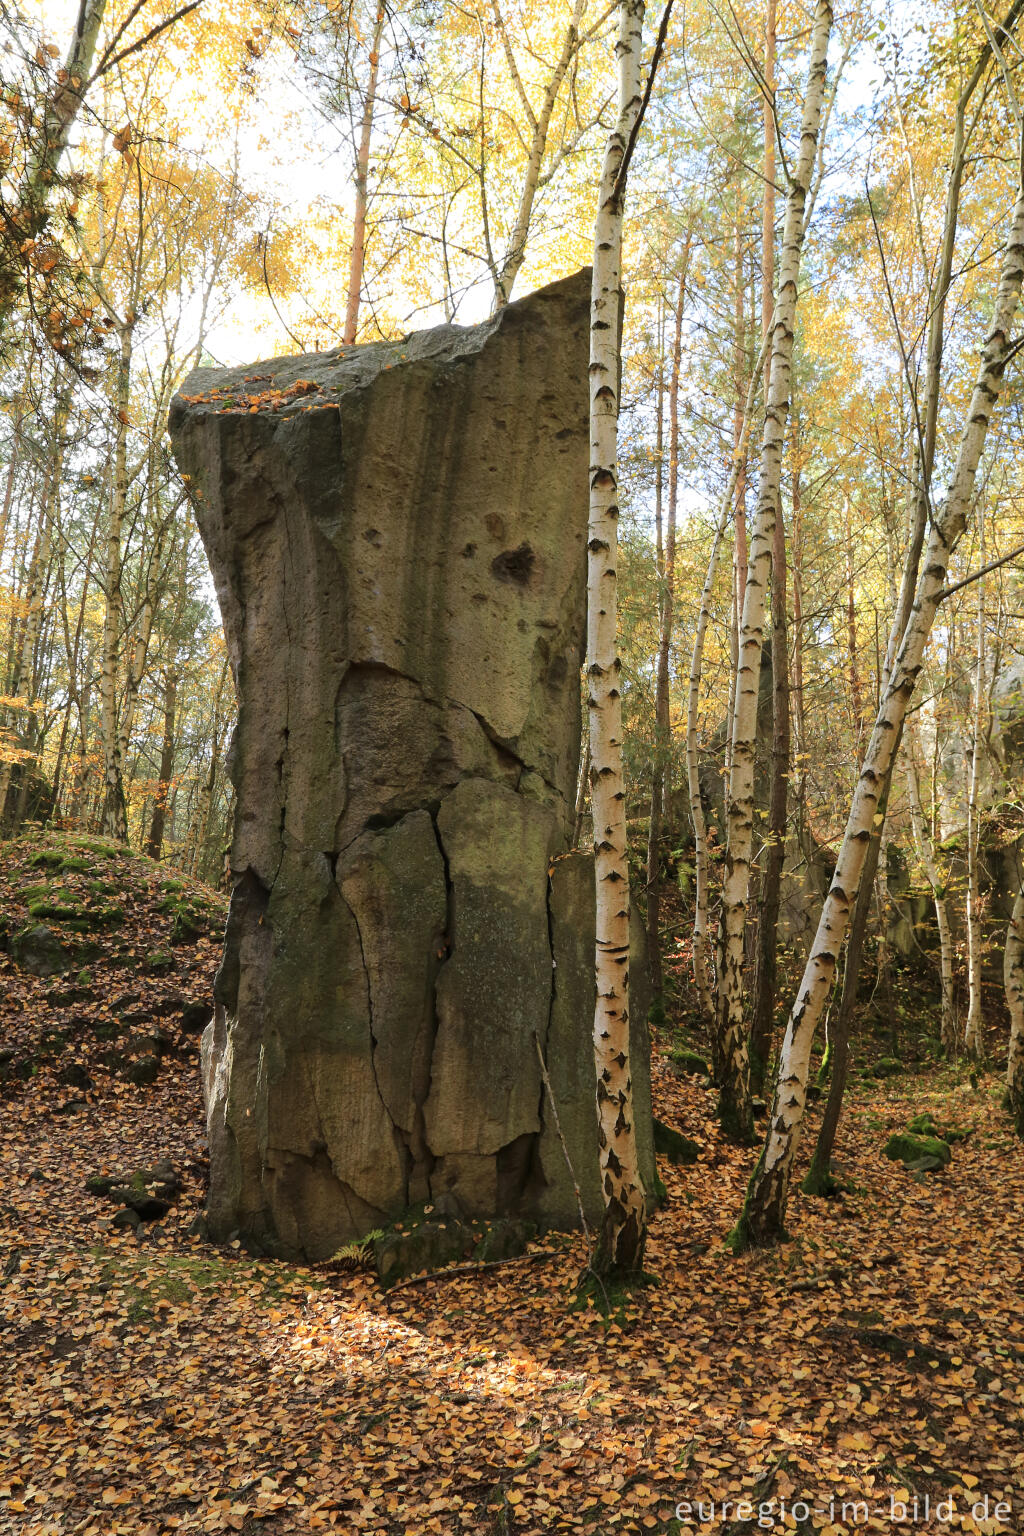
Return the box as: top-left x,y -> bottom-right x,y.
685,331 -> 769,1047
732,146 -> 1024,1250
716,0 -> 833,1142
588,0 -> 647,1278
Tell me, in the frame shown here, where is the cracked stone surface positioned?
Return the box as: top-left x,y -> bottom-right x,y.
170,270 -> 656,1260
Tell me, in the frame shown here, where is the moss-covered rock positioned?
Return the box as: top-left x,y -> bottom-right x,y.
472,1217 -> 536,1264
872,1057 -> 904,1079
373,1221 -> 476,1287
11,923 -> 73,975
123,1055 -> 160,1086
906,1111 -> 971,1144
669,1046 -> 709,1078
653,1118 -> 700,1165
883,1131 -> 951,1171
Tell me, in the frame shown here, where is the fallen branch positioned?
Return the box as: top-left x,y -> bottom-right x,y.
382,1247 -> 564,1293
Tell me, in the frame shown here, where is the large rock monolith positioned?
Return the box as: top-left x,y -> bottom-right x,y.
169,271 -> 655,1260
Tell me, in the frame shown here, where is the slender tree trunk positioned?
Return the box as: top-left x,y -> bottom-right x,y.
802,754 -> 898,1196
573,736 -> 591,849
686,332 -> 770,1057
145,669 -> 179,861
716,0 -> 833,1144
964,516 -> 988,1062
906,725 -> 957,1051
490,0 -> 589,309
0,382 -> 69,826
588,0 -> 647,1279
0,0 -> 107,333
190,658 -> 230,875
1005,885 -> 1024,1135
646,262 -> 687,1000
342,4 -> 385,344
750,54 -> 786,1091
844,495 -> 865,748
733,162 -> 1024,1250
790,423 -> 809,853
99,323 -> 133,840
0,395 -> 27,565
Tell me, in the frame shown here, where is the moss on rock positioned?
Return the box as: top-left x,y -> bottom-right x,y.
883,1131 -> 951,1170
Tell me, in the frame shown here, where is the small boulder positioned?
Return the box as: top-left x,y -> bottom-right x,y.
653,1118 -> 700,1166
883,1131 -> 951,1170
669,1046 -> 710,1079
111,1207 -> 141,1231
181,1000 -> 213,1035
10,924 -> 72,976
58,1062 -> 93,1089
373,1220 -> 476,1288
472,1218 -> 535,1264
108,1186 -> 170,1221
123,1056 -> 160,1086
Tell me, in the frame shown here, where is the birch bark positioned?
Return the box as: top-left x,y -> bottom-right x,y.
717,0 -> 833,1143
99,321 -> 133,841
686,331 -> 769,1048
588,0 -> 647,1277
733,161 -> 1024,1250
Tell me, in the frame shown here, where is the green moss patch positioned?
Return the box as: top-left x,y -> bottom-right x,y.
883,1131 -> 951,1171
653,1118 -> 701,1165
669,1046 -> 709,1078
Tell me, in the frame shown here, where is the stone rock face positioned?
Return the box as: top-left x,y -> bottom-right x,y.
169,271 -> 656,1260
11,924 -> 72,976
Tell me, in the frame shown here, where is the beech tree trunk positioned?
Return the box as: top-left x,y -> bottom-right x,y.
717,0 -> 833,1144
588,0 -> 647,1278
733,162 -> 1024,1251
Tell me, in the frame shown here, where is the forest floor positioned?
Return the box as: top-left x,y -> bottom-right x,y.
2,834 -> 1023,1536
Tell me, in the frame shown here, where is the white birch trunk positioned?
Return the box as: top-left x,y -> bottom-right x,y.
1005,886 -> 1024,1135
734,166 -> 1024,1250
717,0 -> 833,1142
588,0 -> 646,1277
99,323 -> 132,841
686,332 -> 769,1047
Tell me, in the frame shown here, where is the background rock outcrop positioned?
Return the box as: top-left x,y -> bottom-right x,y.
169,272 -> 655,1260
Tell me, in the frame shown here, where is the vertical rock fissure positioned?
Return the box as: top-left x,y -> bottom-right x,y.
422,805 -> 455,1170
340,878 -> 404,1188
536,862 -> 559,1146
